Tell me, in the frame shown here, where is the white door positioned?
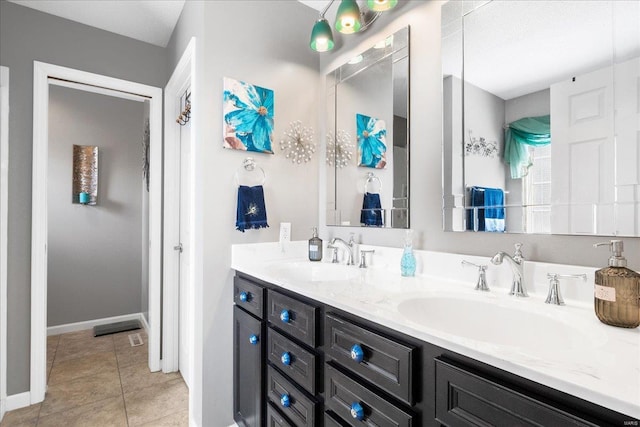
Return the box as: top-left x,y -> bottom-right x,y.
178,92 -> 193,389
613,57 -> 640,236
550,66 -> 615,234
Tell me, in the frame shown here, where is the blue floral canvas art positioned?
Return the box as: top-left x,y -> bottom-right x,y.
356,113 -> 387,169
223,77 -> 274,154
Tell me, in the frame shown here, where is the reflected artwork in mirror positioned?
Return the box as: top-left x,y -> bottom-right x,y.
326,26 -> 409,229
442,1 -> 640,236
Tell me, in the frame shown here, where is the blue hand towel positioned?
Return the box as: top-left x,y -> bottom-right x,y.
484,187 -> 505,232
236,185 -> 269,232
360,192 -> 383,227
467,187 -> 485,231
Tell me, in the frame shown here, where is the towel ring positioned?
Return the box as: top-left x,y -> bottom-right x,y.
234,157 -> 266,186
364,172 -> 381,193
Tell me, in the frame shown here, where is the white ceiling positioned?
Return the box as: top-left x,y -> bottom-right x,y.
442,1 -> 640,100
298,1 -> 331,13
7,0 -> 185,47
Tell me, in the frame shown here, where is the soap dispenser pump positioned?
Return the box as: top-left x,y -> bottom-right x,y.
593,240 -> 640,328
308,227 -> 323,262
400,229 -> 417,277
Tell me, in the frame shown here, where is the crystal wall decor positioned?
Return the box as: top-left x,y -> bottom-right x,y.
72,144 -> 98,205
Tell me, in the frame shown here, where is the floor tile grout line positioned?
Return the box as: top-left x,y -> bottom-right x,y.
114,335 -> 131,427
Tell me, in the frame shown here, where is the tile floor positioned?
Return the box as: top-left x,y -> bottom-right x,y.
1,329 -> 188,426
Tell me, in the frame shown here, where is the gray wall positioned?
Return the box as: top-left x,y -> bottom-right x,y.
0,0 -> 167,394
319,1 -> 639,267
167,1 -> 320,424
47,85 -> 144,326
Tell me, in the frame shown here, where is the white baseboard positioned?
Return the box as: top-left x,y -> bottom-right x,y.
5,391 -> 30,411
139,313 -> 150,333
47,313 -> 143,336
1,397 -> 5,421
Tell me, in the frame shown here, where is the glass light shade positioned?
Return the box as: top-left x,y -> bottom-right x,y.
367,0 -> 398,12
335,0 -> 362,34
310,18 -> 335,52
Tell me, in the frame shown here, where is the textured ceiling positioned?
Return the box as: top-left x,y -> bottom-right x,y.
7,0 -> 185,47
442,0 -> 640,100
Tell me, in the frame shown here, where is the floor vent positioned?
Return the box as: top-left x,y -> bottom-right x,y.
128,332 -> 144,347
93,319 -> 141,337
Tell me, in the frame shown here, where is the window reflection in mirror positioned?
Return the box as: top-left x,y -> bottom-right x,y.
442,1 -> 640,236
326,26 -> 410,229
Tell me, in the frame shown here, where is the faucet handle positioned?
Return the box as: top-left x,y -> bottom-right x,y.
327,245 -> 339,263
545,273 -> 587,305
359,250 -> 375,268
514,243 -> 523,258
461,260 -> 490,291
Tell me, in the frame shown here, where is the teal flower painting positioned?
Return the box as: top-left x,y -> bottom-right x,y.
223,77 -> 274,154
356,113 -> 387,169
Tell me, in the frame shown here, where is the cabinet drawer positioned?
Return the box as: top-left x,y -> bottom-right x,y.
325,313 -> 416,405
267,402 -> 294,427
234,275 -> 265,319
325,411 -> 349,427
267,365 -> 318,427
267,327 -> 318,394
268,290 -> 319,348
435,358 -> 600,427
325,364 -> 416,427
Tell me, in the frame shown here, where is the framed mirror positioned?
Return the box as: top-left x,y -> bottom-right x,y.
442,1 -> 640,236
326,26 -> 409,228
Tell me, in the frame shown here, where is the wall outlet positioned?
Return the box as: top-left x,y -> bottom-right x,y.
279,222 -> 291,251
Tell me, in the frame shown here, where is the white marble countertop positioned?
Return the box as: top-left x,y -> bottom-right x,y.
231,241 -> 640,419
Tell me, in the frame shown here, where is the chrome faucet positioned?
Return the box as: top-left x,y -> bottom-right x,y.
329,235 -> 356,266
491,243 -> 527,297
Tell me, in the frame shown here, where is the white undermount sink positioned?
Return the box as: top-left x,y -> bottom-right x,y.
397,296 -> 605,352
266,261 -> 360,282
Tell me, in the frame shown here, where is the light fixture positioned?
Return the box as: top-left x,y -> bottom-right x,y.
367,0 -> 398,12
335,0 -> 362,34
310,18 -> 335,52
308,0 -> 398,53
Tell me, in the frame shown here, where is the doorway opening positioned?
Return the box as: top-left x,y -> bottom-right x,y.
31,62 -> 163,404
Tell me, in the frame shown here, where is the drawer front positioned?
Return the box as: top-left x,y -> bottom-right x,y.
435,358 -> 599,427
267,365 -> 317,427
267,402 -> 294,427
325,411 -> 348,427
325,313 -> 416,405
267,328 -> 317,394
268,290 -> 319,348
234,275 -> 264,319
325,364 -> 416,427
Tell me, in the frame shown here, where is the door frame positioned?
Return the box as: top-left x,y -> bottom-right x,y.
0,66 -> 9,421
163,37 -> 201,422
30,61 -> 163,403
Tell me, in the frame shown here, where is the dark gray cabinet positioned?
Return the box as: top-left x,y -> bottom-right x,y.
234,305 -> 265,427
233,272 -> 634,427
435,358 -> 601,427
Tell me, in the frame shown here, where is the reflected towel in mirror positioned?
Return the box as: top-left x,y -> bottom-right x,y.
236,185 -> 269,232
361,192 -> 383,227
466,186 -> 504,232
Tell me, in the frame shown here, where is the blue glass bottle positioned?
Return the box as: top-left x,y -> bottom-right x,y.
400,230 -> 416,277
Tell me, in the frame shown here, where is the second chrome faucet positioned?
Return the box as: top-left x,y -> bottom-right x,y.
491,243 -> 528,297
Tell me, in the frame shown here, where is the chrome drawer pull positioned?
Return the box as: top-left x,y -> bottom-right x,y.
350,344 -> 364,363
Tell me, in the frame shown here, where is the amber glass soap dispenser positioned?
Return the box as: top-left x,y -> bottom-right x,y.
593,240 -> 640,328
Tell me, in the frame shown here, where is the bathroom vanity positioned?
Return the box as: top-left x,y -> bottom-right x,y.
231,242 -> 639,426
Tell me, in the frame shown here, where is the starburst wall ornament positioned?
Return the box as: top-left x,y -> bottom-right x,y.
279,121 -> 315,164
326,130 -> 353,168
